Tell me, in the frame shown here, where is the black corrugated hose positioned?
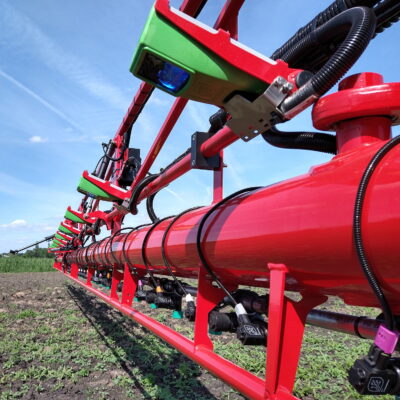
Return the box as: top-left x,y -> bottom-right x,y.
272,0 -> 380,62
262,127 -> 337,154
280,7 -> 376,115
374,0 -> 400,35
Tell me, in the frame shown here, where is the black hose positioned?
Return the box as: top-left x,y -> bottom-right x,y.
353,135 -> 400,332
129,174 -> 160,214
121,223 -> 152,274
374,1 -> 400,35
161,206 -> 203,295
106,227 -> 135,266
272,0 -> 379,62
101,124 -> 133,165
146,192 -> 159,223
280,7 -> 376,116
209,109 -> 228,134
262,127 -> 337,154
141,216 -> 175,287
196,187 -> 261,306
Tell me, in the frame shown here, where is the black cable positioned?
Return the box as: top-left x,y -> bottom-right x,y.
196,187 -> 261,305
160,148 -> 191,173
146,192 -> 159,223
83,243 -> 92,266
92,155 -> 106,176
353,135 -> 400,331
121,223 -> 153,275
103,125 -> 133,162
262,126 -> 337,154
106,227 -> 135,266
129,174 -> 160,214
140,148 -> 195,220
161,206 -> 203,295
95,238 -> 109,267
141,216 -> 175,287
89,240 -> 103,268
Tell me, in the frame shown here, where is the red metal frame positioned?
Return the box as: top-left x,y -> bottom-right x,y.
48,0 -> 400,397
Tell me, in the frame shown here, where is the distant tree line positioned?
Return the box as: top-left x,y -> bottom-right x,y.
20,246 -> 53,258
0,245 -> 54,258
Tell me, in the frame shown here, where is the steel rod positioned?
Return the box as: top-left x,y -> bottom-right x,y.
306,309 -> 380,340
138,126 -> 238,201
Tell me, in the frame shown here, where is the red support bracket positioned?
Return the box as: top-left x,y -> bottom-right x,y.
265,263 -> 327,400
65,206 -> 96,225
70,263 -> 79,279
194,267 -> 237,349
53,261 -> 63,271
110,266 -> 124,301
121,264 -> 138,307
79,171 -> 128,202
60,221 -> 82,235
86,267 -> 95,287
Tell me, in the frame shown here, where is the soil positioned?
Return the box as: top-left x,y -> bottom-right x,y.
0,272 -> 246,400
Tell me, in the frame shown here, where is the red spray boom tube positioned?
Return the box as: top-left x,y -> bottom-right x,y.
66,138 -> 400,312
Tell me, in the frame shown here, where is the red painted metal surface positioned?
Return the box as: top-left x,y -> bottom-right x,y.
137,126 -> 238,201
132,98 -> 188,187
104,0 -> 248,223
154,0 -> 301,87
47,0 -> 400,396
58,261 -> 269,400
313,72 -> 400,131
66,132 -> 400,311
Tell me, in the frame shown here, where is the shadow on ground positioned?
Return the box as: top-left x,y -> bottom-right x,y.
66,284 -> 223,400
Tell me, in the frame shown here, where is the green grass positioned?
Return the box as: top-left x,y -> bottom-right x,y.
0,277 -> 394,399
0,257 -> 54,273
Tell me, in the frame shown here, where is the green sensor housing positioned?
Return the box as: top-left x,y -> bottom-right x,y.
64,209 -> 85,224
130,7 -> 266,106
55,233 -> 67,242
58,224 -> 76,236
77,176 -> 119,202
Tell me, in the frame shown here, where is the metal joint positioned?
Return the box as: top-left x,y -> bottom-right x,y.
190,132 -> 221,170
225,76 -> 293,141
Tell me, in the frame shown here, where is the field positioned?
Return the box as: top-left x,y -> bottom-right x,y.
0,257 -> 53,273
0,269 -> 394,400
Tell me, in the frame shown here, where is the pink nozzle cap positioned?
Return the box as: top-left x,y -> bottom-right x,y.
374,325 -> 399,354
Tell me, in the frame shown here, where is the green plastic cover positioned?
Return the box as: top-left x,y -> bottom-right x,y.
77,176 -> 121,202
58,224 -> 77,236
64,209 -> 85,224
130,7 -> 267,106
55,233 -> 68,241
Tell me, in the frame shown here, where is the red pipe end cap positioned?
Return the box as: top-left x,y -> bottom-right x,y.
312,72 -> 400,131
338,72 -> 383,91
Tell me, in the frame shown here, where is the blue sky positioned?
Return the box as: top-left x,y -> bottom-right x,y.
1,0 -> 400,253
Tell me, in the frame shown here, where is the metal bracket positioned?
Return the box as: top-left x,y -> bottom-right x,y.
225,76 -> 293,141
190,131 -> 221,170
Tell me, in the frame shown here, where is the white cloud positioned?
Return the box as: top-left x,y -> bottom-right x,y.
29,135 -> 47,143
0,219 -> 28,229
